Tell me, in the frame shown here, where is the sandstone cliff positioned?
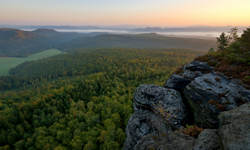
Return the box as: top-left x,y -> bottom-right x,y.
123,60 -> 250,150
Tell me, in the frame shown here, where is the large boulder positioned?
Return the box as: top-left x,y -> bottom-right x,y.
193,129 -> 219,150
195,103 -> 220,128
133,84 -> 186,129
184,73 -> 250,128
123,109 -> 173,150
134,132 -> 196,150
134,129 -> 219,150
123,84 -> 186,150
164,61 -> 214,92
218,103 -> 250,150
124,59 -> 250,150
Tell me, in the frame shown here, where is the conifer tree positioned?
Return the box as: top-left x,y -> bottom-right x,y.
239,27 -> 250,52
217,32 -> 228,50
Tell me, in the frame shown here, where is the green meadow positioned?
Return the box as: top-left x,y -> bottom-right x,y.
0,49 -> 63,76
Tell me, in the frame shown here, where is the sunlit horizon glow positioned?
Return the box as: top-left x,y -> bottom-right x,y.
0,0 -> 249,26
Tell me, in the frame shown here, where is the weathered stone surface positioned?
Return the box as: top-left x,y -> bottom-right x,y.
184,73 -> 250,110
125,59 -> 250,150
218,102 -> 250,127
134,129 -> 220,150
123,109 -> 173,150
195,103 -> 220,128
193,129 -> 219,150
184,60 -> 214,72
123,84 -> 186,150
218,103 -> 250,150
133,84 -> 186,129
134,132 -> 196,150
164,73 -> 192,92
184,73 -> 250,128
164,61 -> 214,92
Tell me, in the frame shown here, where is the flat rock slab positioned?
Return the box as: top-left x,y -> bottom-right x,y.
134,129 -> 219,150
164,61 -> 214,92
134,132 -> 196,150
184,73 -> 250,128
219,103 -> 250,150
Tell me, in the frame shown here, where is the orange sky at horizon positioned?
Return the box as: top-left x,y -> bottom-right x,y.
0,0 -> 249,26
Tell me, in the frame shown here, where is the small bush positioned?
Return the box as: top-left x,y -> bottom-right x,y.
178,124 -> 204,138
208,100 -> 219,106
242,76 -> 250,85
152,135 -> 159,140
207,60 -> 218,66
175,66 -> 184,74
215,77 -> 220,82
195,55 -> 210,62
217,105 -> 226,111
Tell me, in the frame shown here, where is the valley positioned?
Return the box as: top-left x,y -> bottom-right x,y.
1,0 -> 249,149
0,26 -> 249,150
0,49 -> 62,76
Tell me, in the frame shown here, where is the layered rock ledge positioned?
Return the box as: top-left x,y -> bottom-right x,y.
123,60 -> 250,150
123,84 -> 186,150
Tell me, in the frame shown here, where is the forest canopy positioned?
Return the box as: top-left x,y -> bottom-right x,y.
0,48 -> 204,149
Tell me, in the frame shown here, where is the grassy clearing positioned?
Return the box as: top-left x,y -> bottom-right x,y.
0,49 -> 63,76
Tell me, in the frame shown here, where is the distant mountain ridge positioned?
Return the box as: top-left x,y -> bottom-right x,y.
58,33 -> 217,52
32,28 -> 60,35
0,28 -> 81,57
0,25 -> 247,32
0,28 -> 217,57
131,26 -> 247,33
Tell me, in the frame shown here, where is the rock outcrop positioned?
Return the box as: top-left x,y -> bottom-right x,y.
123,84 -> 186,150
193,129 -> 219,150
123,60 -> 250,150
218,103 -> 250,150
164,61 -> 214,92
134,129 -> 219,150
184,73 -> 250,128
134,132 -> 196,150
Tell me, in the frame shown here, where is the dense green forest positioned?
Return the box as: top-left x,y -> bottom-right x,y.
0,48 -> 204,149
0,48 -> 203,91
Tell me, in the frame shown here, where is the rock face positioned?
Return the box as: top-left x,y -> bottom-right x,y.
124,60 -> 250,150
194,103 -> 220,129
184,73 -> 250,128
133,84 -> 186,129
123,109 -> 172,150
123,84 -> 186,150
218,103 -> 250,150
134,129 -> 219,150
134,132 -> 196,150
193,129 -> 219,150
164,61 -> 214,92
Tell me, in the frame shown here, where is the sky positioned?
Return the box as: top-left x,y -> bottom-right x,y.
0,0 -> 250,26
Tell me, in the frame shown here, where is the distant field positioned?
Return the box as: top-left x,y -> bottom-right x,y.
0,49 -> 63,76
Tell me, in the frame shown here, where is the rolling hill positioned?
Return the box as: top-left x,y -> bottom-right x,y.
59,33 -> 217,52
0,28 -> 80,57
0,28 -> 217,57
